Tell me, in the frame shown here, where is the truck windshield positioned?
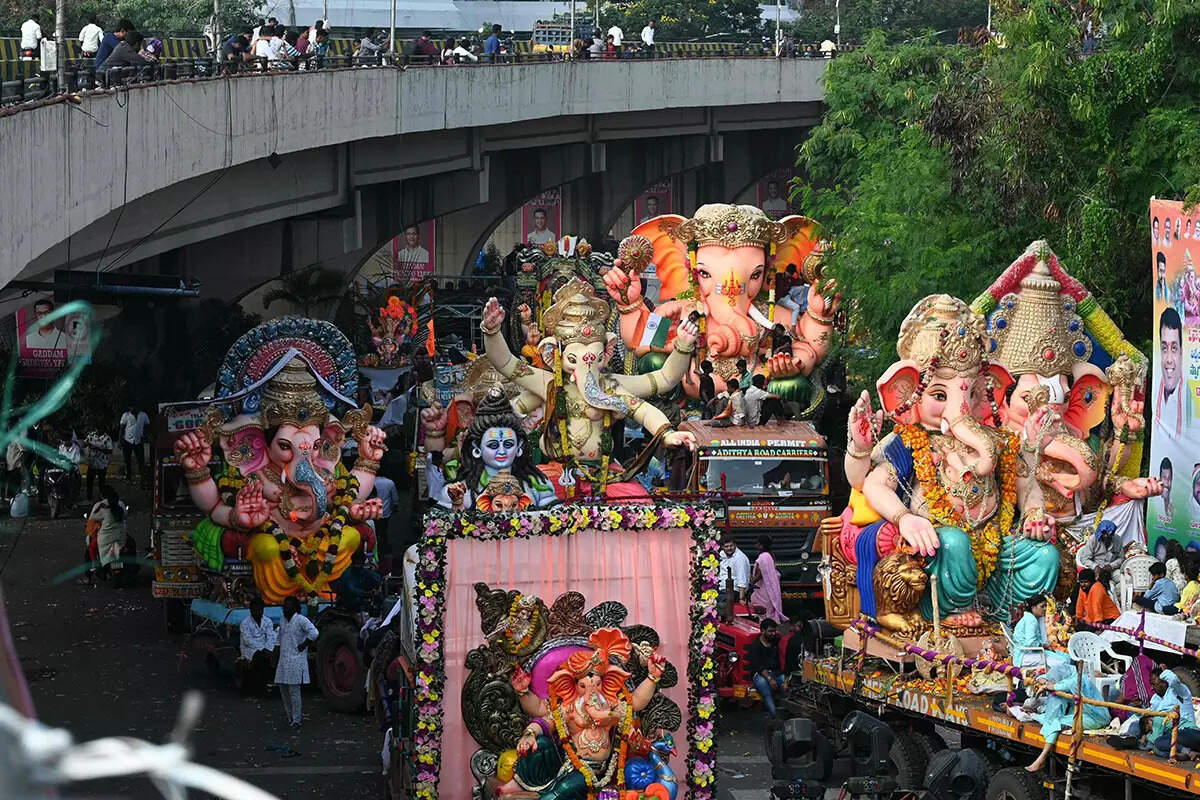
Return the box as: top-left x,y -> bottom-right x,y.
704,458 -> 825,496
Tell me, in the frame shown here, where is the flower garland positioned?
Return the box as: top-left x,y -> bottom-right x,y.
411,503 -> 721,800
261,472 -> 358,596
897,424 -> 1017,584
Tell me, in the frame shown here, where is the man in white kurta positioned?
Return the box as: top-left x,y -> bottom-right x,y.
275,596 -> 319,727
239,598 -> 278,689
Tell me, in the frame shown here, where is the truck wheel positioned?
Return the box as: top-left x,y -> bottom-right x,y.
164,599 -> 188,634
1171,665 -> 1200,699
912,729 -> 947,763
889,731 -> 930,790
986,767 -> 1042,800
316,620 -> 367,713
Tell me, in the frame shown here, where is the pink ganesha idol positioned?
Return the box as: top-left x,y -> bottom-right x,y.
174,318 -> 387,603
603,203 -> 838,404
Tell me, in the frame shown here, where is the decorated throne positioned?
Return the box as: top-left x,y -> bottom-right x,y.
463,584 -> 682,799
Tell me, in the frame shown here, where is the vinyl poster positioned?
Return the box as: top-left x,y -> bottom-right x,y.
521,189 -> 561,248
756,168 -> 799,220
1147,198 -> 1200,555
15,297 -> 89,378
635,180 -> 672,224
392,220 -> 436,281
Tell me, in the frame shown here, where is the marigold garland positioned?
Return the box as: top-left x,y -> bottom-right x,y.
897,423 -> 1017,584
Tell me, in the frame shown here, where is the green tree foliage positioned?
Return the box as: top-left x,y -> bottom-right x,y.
1,0 -> 263,36
794,0 -> 1200,388
789,0 -> 986,44
608,0 -> 764,41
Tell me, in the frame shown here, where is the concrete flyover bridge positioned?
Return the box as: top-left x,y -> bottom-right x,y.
0,57 -> 827,299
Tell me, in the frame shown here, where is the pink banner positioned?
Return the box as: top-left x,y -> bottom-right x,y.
636,180 -> 673,224
15,298 -> 88,378
392,220 -> 436,281
522,189 -> 561,248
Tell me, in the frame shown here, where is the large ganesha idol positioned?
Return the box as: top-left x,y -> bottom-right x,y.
827,296 -> 1059,637
175,318 -> 386,603
969,241 -> 1161,540
463,584 -> 681,800
480,277 -> 699,500
603,204 -> 837,401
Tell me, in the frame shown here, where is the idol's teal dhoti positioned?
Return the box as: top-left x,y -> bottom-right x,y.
918,527 -> 1060,620
513,734 -> 607,800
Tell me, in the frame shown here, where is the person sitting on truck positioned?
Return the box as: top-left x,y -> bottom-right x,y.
750,535 -> 786,623
1077,520 -> 1123,574
1010,595 -> 1067,669
238,598 -> 278,691
1134,561 -> 1181,614
1076,568 -> 1120,626
1141,667 -> 1200,758
718,536 -> 751,605
747,618 -> 786,718
331,549 -> 382,613
1026,661 -> 1111,772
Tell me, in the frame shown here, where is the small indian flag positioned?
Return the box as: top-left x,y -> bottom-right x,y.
638,314 -> 671,349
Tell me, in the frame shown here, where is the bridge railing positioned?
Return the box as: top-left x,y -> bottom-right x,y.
0,44 -> 851,111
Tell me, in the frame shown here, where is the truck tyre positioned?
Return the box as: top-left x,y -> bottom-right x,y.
912,729 -> 948,763
164,599 -> 188,634
889,731 -> 930,790
1171,665 -> 1200,699
986,767 -> 1042,800
316,619 -> 367,713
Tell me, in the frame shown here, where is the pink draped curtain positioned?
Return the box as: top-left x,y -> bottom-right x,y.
440,528 -> 695,798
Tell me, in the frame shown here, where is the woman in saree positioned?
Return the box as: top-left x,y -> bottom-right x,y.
751,534 -> 786,623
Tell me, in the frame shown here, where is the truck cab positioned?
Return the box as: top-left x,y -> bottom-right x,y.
681,420 -> 830,610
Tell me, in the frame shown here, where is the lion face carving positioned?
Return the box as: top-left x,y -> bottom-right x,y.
873,551 -> 929,635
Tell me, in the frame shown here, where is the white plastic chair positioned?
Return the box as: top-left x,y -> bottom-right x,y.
1068,631 -> 1131,700
1001,621 -> 1046,674
1121,554 -> 1157,610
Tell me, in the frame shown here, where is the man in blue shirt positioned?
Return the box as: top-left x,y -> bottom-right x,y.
1135,561 -> 1182,614
95,19 -> 132,69
1142,668 -> 1200,757
485,24 -> 502,62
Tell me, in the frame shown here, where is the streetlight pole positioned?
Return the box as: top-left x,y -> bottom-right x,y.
835,0 -> 841,47
54,0 -> 65,92
389,0 -> 396,58
570,0 -> 576,47
775,0 -> 781,55
211,0 -> 220,65
987,0 -> 992,32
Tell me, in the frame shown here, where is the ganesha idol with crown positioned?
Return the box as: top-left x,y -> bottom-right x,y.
174,318 -> 387,603
602,204 -> 838,404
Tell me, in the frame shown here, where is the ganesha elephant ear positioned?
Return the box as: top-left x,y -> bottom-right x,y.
985,362 -> 1015,416
876,360 -> 922,424
773,215 -> 820,277
630,215 -> 688,300
218,427 -> 268,477
1063,371 -> 1111,437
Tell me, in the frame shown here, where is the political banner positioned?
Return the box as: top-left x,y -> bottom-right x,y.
522,189 -> 561,248
1147,198 -> 1200,555
392,220 -> 436,281
636,180 -> 672,224
757,169 -> 800,220
15,297 -> 89,378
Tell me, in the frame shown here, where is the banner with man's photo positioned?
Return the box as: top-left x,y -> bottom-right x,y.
15,296 -> 90,378
636,180 -> 672,224
757,169 -> 800,220
1147,198 -> 1200,555
522,189 -> 561,249
392,220 -> 437,281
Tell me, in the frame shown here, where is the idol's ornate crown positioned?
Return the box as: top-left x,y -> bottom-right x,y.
667,204 -> 799,249
541,278 -> 611,346
988,254 -> 1091,377
260,358 -> 330,429
896,295 -> 987,376
484,470 -> 523,497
